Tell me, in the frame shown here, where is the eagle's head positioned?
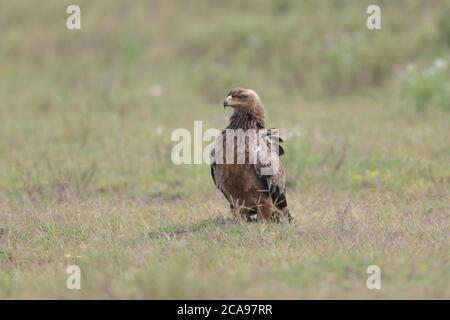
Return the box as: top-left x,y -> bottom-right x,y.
223,88 -> 263,112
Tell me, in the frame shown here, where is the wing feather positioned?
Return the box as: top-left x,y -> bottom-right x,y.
254,129 -> 288,210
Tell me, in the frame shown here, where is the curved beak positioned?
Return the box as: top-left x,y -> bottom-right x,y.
223,95 -> 232,108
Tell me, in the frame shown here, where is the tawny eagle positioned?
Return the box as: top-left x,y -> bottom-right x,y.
210,88 -> 293,222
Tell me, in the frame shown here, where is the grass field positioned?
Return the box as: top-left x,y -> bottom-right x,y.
0,0 -> 449,299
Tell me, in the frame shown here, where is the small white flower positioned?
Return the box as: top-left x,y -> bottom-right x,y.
149,85 -> 164,97
434,58 -> 447,70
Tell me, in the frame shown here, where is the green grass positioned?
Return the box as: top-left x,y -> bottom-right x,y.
0,0 -> 449,299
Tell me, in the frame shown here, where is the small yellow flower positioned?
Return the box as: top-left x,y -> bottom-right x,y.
418,263 -> 428,272
370,170 -> 380,177
65,254 -> 71,259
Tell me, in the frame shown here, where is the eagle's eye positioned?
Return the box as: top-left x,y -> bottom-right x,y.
238,95 -> 246,100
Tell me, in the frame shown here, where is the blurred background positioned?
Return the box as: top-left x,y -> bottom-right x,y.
0,0 -> 449,298
1,0 -> 449,194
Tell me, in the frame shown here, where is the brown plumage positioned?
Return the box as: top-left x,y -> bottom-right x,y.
210,88 -> 294,222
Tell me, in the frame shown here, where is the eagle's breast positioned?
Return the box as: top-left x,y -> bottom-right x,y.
211,131 -> 267,205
